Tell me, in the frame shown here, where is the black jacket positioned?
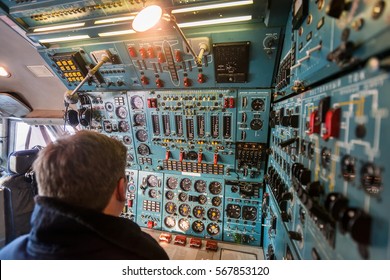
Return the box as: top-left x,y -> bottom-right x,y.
0,196 -> 169,260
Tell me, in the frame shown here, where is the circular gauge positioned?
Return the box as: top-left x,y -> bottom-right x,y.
134,113 -> 146,126
123,135 -> 132,145
186,151 -> 197,160
180,178 -> 192,191
178,218 -> 190,232
105,102 -> 114,112
165,202 -> 177,214
115,106 -> 128,119
179,203 -> 190,216
148,189 -> 157,198
212,196 -> 222,207
226,204 -> 241,219
193,206 -> 205,219
164,216 -> 176,228
209,181 -> 222,195
178,192 -> 188,202
136,129 -> 148,142
250,119 -> 263,130
207,208 -> 221,221
165,190 -> 174,200
198,195 -> 207,205
147,175 -> 158,187
167,177 -> 179,189
194,180 -> 206,193
131,95 -> 144,109
137,144 -> 150,155
251,98 -> 265,111
192,220 -> 205,233
119,121 -> 130,132
207,223 -> 220,236
242,206 -> 257,221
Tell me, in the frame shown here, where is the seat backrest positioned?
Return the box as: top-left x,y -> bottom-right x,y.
1,149 -> 39,245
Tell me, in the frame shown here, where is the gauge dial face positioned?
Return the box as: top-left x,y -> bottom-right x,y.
193,206 -> 205,219
207,208 -> 221,221
242,206 -> 257,221
148,189 -> 157,198
178,218 -> 190,232
250,119 -> 263,130
119,121 -> 130,132
164,216 -> 176,228
209,181 -> 222,195
212,196 -> 222,207
194,180 -> 206,193
134,113 -> 146,126
165,202 -> 177,214
147,175 -> 158,187
116,106 -> 128,119
167,177 -> 179,189
165,190 -> 174,200
178,192 -> 188,202
180,178 -> 192,191
136,129 -> 148,142
207,223 -> 220,236
198,194 -> 207,205
192,220 -> 205,233
179,203 -> 190,216
226,204 -> 241,219
251,98 -> 265,111
131,95 -> 144,109
137,144 -> 150,155
186,151 -> 197,160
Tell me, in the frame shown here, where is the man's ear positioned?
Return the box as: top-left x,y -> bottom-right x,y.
116,177 -> 127,202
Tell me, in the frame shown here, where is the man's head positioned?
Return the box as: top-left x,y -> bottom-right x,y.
33,130 -> 127,213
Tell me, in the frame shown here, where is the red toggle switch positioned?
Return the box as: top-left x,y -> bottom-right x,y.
147,221 -> 155,228
139,47 -> 147,59
198,152 -> 203,163
128,46 -> 137,57
147,98 -> 158,108
179,151 -> 185,162
308,110 -> 320,135
128,200 -> 133,207
183,77 -> 191,87
229,97 -> 235,108
175,50 -> 182,62
158,51 -> 166,63
197,73 -> 205,83
155,78 -> 164,88
147,46 -> 155,58
141,75 -> 149,85
213,153 -> 218,165
223,98 -> 229,108
165,150 -> 171,160
322,107 -> 341,140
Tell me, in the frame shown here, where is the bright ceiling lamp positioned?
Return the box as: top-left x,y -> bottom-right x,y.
132,5 -> 208,66
178,15 -> 252,28
172,0 -> 253,14
39,35 -> 90,43
0,66 -> 11,78
33,22 -> 85,32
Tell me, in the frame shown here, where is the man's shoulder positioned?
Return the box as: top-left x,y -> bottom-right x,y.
0,235 -> 30,260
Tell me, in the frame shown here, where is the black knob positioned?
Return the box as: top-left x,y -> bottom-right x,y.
298,168 -> 311,185
325,192 -> 348,221
326,0 -> 351,19
307,181 -> 324,197
289,231 -> 302,241
289,115 -> 300,128
279,137 -> 298,148
340,208 -> 371,245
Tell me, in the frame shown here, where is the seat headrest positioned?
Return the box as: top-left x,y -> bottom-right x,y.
7,149 -> 39,175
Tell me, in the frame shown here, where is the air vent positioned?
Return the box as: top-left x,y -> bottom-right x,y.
26,65 -> 54,77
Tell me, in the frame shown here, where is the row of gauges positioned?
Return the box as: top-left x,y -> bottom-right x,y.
225,204 -> 258,221
164,203 -> 221,220
164,217 -> 221,236
165,177 -> 222,194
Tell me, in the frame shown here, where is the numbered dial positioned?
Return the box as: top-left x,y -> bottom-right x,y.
207,223 -> 220,236
136,129 -> 148,142
193,206 -> 205,219
209,181 -> 222,195
131,95 -> 144,109
147,175 -> 158,187
207,208 -> 221,221
251,98 -> 265,111
194,180 -> 207,193
167,177 -> 179,189
119,121 -> 130,132
198,194 -> 207,205
165,202 -> 177,214
165,190 -> 174,200
180,178 -> 192,191
250,119 -> 263,130
178,192 -> 188,202
226,204 -> 241,219
148,189 -> 157,198
137,144 -> 150,155
242,206 -> 257,221
164,216 -> 176,228
212,196 -> 222,207
192,220 -> 205,233
115,106 -> 128,119
134,113 -> 146,126
179,204 -> 191,217
178,218 -> 190,232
